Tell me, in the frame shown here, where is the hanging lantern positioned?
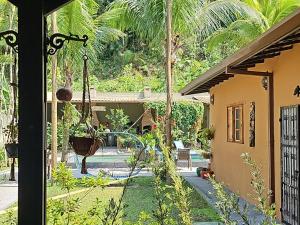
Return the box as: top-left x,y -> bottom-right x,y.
56,87 -> 73,102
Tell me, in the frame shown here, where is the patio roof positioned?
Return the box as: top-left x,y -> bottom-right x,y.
47,91 -> 210,104
181,8 -> 300,95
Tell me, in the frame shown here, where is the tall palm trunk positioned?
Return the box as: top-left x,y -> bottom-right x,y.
165,0 -> 173,149
61,64 -> 73,163
51,12 -> 58,169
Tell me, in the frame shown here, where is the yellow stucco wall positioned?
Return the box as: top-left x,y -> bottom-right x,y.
210,43 -> 300,218
210,73 -> 270,204
272,44 -> 300,216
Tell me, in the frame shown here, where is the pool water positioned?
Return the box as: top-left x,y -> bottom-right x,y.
72,152 -> 204,163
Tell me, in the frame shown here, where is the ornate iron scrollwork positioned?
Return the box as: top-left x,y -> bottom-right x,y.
46,33 -> 88,55
0,30 -> 18,52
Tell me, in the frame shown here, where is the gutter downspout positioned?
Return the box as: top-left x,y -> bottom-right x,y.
268,74 -> 275,204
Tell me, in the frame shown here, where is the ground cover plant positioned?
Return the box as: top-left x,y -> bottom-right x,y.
210,153 -> 278,225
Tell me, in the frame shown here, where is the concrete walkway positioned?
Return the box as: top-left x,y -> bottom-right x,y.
0,182 -> 18,211
181,171 -> 268,225
0,170 -> 18,211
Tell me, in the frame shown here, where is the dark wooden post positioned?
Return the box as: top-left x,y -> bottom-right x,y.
18,1 -> 46,224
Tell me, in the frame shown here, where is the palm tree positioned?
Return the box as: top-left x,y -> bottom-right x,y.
244,0 -> 300,27
109,0 -> 261,46
108,0 -> 260,147
50,0 -> 124,162
206,0 -> 300,52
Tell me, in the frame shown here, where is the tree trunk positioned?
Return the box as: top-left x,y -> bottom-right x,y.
61,103 -> 70,163
51,12 -> 58,169
61,66 -> 73,163
165,0 -> 173,149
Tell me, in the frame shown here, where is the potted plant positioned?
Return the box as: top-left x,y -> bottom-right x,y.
106,109 -> 130,147
3,123 -> 18,158
3,122 -> 18,181
69,124 -> 104,174
199,127 -> 215,160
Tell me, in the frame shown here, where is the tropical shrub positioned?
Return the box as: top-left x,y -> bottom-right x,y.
144,101 -> 204,145
106,109 -> 130,132
210,153 -> 278,225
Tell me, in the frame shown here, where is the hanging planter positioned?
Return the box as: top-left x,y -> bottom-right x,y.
3,55 -> 18,181
69,52 -> 102,174
56,87 -> 73,102
69,136 -> 101,174
69,136 -> 100,156
5,143 -> 18,158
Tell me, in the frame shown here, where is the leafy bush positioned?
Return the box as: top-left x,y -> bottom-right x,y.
210,153 -> 278,225
0,147 -> 6,169
106,109 -> 130,132
145,101 -> 204,145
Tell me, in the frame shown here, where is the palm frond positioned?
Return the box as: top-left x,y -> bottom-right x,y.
197,0 -> 266,41
206,19 -> 263,51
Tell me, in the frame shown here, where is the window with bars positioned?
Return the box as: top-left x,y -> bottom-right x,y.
227,105 -> 244,143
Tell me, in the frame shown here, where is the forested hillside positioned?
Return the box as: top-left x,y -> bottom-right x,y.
0,0 -> 299,102
73,0 -> 300,93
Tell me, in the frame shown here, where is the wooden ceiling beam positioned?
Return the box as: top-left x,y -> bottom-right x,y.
232,64 -> 256,69
266,40 -> 300,49
191,74 -> 234,93
258,45 -> 293,56
241,59 -> 265,65
250,52 -> 281,61
226,67 -> 273,77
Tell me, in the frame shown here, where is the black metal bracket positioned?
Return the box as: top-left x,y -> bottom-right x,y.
0,30 -> 18,53
46,33 -> 88,55
0,30 -> 88,56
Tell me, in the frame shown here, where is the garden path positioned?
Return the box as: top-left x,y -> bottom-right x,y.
0,169 -> 18,211
181,171 -> 270,225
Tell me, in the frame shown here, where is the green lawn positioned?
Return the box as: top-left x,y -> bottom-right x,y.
66,177 -> 219,222
123,177 -> 220,222
0,176 -> 220,224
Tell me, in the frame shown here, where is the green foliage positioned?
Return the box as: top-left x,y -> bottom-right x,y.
151,169 -> 177,225
206,0 -> 300,54
47,163 -> 111,225
241,153 -> 278,225
2,123 -> 18,144
52,163 -> 77,192
2,209 -> 17,225
243,0 -> 300,27
0,147 -> 5,169
198,127 -> 215,153
155,127 -> 193,225
210,153 -> 279,225
106,108 -> 130,132
145,101 -> 204,144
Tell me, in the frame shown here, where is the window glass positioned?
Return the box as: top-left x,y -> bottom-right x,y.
227,105 -> 243,143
